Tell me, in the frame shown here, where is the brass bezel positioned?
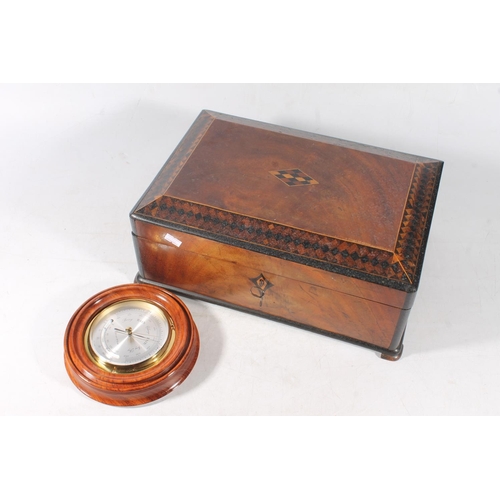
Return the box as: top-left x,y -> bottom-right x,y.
84,299 -> 176,374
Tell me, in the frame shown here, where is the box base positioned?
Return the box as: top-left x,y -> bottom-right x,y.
134,273 -> 405,361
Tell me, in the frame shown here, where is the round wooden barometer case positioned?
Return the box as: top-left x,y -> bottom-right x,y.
64,284 -> 199,406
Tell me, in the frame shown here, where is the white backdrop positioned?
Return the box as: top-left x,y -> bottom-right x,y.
1,83 -> 500,417
4,82 -> 500,499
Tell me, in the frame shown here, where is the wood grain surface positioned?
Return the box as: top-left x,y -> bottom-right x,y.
133,227 -> 406,352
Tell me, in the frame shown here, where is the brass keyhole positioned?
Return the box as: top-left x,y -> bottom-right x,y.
249,273 -> 274,307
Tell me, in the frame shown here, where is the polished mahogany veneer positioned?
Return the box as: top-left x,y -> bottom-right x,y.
130,110 -> 443,360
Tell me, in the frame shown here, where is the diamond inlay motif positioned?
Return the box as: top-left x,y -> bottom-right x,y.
269,169 -> 319,187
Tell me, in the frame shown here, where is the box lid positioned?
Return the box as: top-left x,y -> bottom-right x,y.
131,110 -> 443,293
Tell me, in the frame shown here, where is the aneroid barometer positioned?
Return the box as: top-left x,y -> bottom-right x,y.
64,284 -> 199,406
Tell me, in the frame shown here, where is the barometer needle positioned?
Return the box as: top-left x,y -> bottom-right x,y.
114,328 -> 157,342
131,332 -> 157,342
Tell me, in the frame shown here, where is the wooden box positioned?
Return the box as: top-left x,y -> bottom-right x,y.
130,110 -> 443,360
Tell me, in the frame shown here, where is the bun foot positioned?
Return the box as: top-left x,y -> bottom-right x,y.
380,344 -> 404,361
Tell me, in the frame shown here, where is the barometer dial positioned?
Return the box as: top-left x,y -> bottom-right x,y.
86,300 -> 173,372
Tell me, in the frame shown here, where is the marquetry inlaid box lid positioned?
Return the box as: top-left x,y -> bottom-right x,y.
131,110 -> 443,293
